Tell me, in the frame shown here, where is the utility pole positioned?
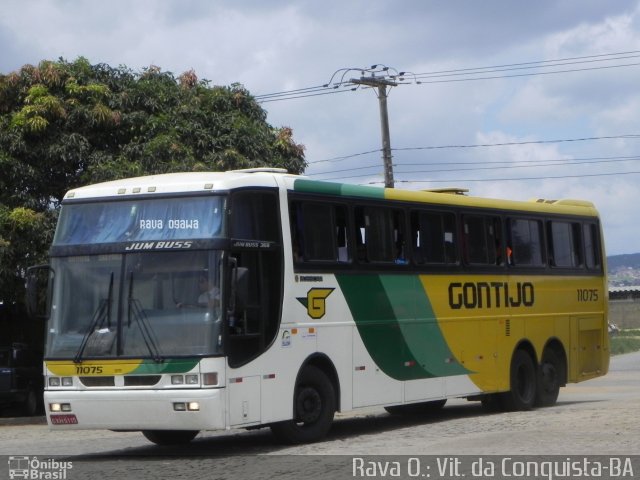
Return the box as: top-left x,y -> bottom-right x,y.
350,76 -> 397,188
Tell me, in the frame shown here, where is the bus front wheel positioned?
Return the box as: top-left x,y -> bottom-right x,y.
270,365 -> 336,444
142,430 -> 199,446
501,349 -> 537,411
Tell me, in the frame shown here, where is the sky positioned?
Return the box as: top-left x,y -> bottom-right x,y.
1,0 -> 640,255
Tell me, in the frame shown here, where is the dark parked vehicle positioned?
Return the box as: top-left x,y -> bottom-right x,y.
0,303 -> 44,416
0,343 -> 43,415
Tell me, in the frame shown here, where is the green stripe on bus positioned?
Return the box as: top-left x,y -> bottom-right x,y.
293,179 -> 385,199
378,275 -> 469,378
132,358 -> 200,374
336,274 -> 469,380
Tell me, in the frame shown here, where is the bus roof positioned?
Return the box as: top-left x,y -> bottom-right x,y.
63,169 -> 295,200
63,170 -> 599,217
285,177 -> 599,217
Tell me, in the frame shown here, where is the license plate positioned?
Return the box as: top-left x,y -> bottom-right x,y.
50,414 -> 78,425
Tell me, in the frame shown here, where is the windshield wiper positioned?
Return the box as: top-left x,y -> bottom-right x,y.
128,272 -> 163,362
74,272 -> 114,363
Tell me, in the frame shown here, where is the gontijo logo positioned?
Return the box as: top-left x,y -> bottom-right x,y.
297,288 -> 334,319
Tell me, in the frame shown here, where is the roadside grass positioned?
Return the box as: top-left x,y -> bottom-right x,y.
610,329 -> 640,355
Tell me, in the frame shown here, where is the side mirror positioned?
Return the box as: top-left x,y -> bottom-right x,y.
25,265 -> 52,320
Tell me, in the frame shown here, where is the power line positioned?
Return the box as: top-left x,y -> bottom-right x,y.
412,60 -> 640,85
253,50 -> 640,103
307,134 -> 640,165
412,51 -> 640,80
257,87 -> 356,103
389,170 -> 640,185
307,149 -> 382,164
392,134 -> 640,151
396,154 -> 640,167
254,84 -> 329,100
393,156 -> 640,175
307,154 -> 640,180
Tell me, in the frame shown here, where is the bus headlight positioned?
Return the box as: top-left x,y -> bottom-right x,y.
49,403 -> 72,412
48,377 -> 73,387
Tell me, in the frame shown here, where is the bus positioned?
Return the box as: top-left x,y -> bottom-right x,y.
29,168 -> 609,445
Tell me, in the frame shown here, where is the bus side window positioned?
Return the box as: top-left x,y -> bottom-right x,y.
335,205 -> 350,262
508,218 -> 545,267
583,223 -> 601,270
462,215 -> 501,265
354,206 -> 404,264
548,221 -> 583,268
354,208 -> 368,262
302,203 -> 336,261
411,210 -> 457,264
290,201 -> 350,263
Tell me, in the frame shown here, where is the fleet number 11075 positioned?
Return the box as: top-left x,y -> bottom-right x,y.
577,289 -> 599,302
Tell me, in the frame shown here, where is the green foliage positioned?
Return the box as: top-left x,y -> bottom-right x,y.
0,205 -> 56,303
610,335 -> 640,355
615,329 -> 640,337
0,57 -> 307,306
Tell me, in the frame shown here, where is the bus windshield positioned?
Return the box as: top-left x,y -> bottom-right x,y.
46,250 -> 224,359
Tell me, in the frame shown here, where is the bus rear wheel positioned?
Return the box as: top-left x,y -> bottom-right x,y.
536,348 -> 563,407
142,430 -> 199,446
501,349 -> 537,411
270,365 -> 336,444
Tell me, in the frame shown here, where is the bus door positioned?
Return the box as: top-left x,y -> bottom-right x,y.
225,190 -> 283,425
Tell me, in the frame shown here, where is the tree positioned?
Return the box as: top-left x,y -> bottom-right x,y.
0,57 -> 306,306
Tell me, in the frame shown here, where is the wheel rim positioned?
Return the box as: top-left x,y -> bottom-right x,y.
295,386 -> 322,424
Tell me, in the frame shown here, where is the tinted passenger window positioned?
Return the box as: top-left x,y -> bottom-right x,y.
549,221 -> 583,268
462,215 -> 502,265
411,211 -> 457,264
508,218 -> 544,266
583,223 -> 601,270
290,202 -> 349,263
355,207 -> 406,264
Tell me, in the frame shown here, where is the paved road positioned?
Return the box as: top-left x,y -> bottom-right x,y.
1,351 -> 638,479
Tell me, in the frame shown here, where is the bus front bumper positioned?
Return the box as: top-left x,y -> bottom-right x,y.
45,388 -> 226,431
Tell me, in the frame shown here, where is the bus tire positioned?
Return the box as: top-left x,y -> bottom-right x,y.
500,349 -> 537,411
480,393 -> 503,412
142,430 -> 199,446
270,365 -> 336,444
535,348 -> 562,407
22,387 -> 41,417
384,399 -> 446,415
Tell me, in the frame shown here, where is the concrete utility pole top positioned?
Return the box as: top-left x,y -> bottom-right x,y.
350,76 -> 397,188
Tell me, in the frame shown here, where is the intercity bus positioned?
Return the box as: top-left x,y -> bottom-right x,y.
29,168 -> 609,445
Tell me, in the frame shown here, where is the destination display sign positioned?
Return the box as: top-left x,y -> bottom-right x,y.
53,196 -> 225,245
